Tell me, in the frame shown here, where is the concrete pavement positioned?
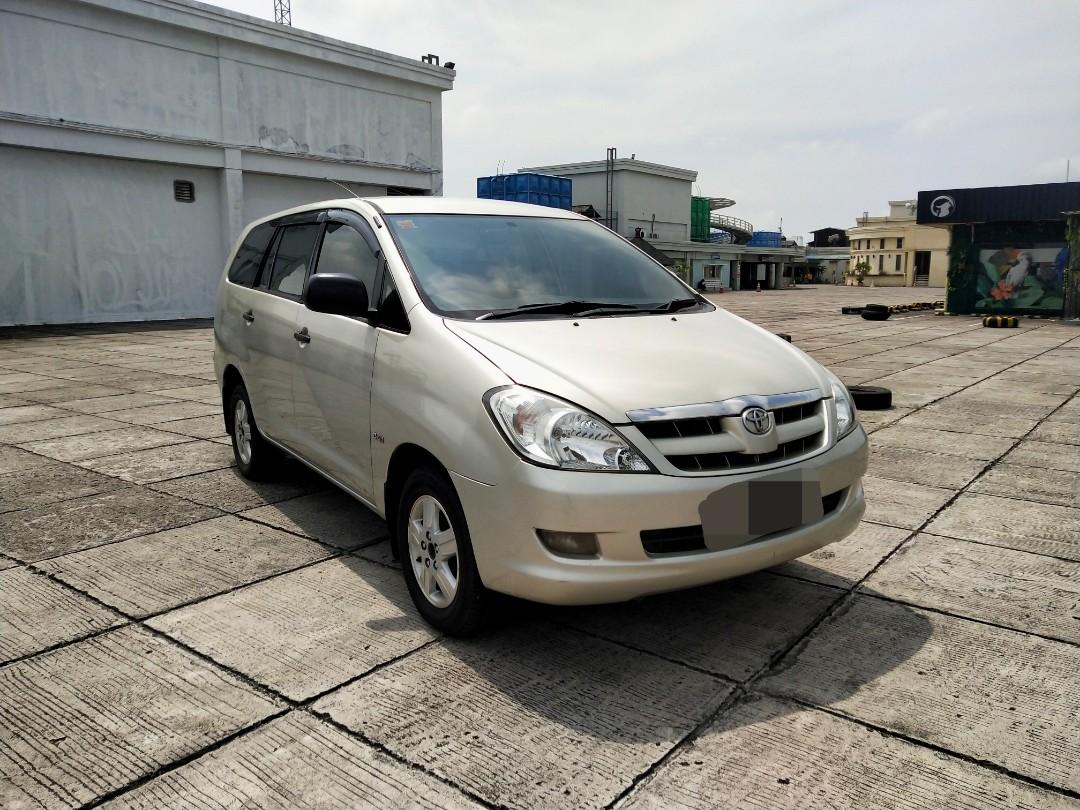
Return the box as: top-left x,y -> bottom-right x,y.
1,286 -> 1078,809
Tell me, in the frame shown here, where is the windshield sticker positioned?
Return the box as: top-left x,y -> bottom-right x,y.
397,219 -> 417,230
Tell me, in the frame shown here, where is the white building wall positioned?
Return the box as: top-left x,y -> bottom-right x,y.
522,159 -> 695,241
565,174 -> 608,216
240,174 -> 384,225
0,147 -> 224,324
0,0 -> 453,325
1,8 -> 225,141
618,172 -> 691,242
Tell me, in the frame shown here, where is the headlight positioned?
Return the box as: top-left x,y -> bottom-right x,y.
829,376 -> 858,438
486,386 -> 652,472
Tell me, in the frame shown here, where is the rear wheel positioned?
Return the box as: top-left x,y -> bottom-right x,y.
395,466 -> 488,636
227,383 -> 279,480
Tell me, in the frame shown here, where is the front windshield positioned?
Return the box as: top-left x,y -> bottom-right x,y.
384,214 -> 705,318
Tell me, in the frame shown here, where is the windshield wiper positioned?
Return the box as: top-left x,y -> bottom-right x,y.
477,300 -> 640,320
638,297 -> 702,314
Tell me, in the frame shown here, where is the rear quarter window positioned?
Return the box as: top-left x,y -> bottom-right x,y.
227,223 -> 275,287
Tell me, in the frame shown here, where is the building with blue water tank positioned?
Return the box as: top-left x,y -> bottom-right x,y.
476,173 -> 572,209
500,156 -> 806,290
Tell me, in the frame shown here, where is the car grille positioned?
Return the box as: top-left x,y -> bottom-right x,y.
634,396 -> 826,473
640,488 -> 847,556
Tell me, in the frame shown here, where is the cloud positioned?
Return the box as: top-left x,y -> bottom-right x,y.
216,0 -> 1080,238
902,108 -> 967,138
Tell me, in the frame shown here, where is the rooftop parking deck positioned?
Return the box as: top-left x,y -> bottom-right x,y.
2,286 -> 1079,809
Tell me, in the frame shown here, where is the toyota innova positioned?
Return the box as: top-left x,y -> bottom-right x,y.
215,197 -> 868,634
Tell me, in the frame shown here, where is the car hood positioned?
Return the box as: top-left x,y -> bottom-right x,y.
444,308 -> 831,423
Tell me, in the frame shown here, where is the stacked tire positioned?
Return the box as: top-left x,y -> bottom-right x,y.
847,385 -> 892,410
860,304 -> 890,321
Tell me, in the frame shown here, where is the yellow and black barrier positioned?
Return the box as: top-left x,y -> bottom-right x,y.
886,302 -> 941,314
982,315 -> 1019,328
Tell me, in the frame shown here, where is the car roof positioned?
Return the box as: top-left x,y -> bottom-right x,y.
368,196 -> 580,218
255,196 -> 583,222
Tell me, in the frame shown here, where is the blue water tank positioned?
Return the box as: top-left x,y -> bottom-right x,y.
747,230 -> 783,247
476,172 -> 572,210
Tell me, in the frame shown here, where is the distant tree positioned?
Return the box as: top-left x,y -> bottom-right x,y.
849,261 -> 871,286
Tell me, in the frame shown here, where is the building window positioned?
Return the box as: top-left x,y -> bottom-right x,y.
878,255 -> 883,272
879,238 -> 885,249
896,237 -> 903,249
895,254 -> 901,273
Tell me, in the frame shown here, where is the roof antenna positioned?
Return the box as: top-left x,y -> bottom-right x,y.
324,177 -> 360,198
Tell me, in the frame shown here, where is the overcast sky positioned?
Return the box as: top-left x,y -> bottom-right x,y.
217,0 -> 1079,241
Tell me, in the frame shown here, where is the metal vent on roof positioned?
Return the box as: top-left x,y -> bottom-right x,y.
173,180 -> 195,203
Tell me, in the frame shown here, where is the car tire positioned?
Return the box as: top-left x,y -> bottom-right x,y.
860,310 -> 891,321
862,303 -> 889,312
395,466 -> 488,636
847,384 -> 892,410
227,382 -> 280,480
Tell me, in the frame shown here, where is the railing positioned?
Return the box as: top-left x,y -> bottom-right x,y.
709,213 -> 755,244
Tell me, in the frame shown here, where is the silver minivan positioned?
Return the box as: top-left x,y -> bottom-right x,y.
215,197 -> 868,634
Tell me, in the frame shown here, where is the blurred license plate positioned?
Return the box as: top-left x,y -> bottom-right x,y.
699,477 -> 822,551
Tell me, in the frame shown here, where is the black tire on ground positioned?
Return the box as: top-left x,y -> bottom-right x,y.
841,306 -> 864,314
860,310 -> 891,321
394,465 -> 489,636
862,303 -> 889,312
226,382 -> 281,480
848,385 -> 893,410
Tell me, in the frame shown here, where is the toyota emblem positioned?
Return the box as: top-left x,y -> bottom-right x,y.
741,407 -> 773,436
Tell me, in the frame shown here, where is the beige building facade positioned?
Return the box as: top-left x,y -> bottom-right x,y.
847,200 -> 949,287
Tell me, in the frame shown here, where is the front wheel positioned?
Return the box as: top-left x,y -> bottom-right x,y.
395,466 -> 488,636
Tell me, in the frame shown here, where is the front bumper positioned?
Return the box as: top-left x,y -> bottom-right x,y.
452,425 -> 868,605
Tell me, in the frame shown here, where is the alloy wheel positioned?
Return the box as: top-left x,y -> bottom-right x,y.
233,398 -> 252,465
407,494 -> 459,608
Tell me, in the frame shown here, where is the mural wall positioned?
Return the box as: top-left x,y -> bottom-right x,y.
947,221 -> 1069,316
976,246 -> 1068,312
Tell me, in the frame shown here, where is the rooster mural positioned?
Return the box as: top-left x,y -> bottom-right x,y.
977,245 -> 1068,312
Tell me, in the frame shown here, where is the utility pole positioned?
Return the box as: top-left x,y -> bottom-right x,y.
274,0 -> 291,25
604,147 -> 616,232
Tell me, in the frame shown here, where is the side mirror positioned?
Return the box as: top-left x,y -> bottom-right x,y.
304,273 -> 369,318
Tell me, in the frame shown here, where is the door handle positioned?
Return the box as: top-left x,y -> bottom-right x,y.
293,327 -> 311,344
241,310 -> 255,323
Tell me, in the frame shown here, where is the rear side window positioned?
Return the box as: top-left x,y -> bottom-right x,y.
227,223 -> 275,287
267,224 -> 321,298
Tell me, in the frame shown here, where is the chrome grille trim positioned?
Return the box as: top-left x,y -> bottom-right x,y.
665,429 -> 825,472
626,388 -> 823,424
627,390 -> 829,474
